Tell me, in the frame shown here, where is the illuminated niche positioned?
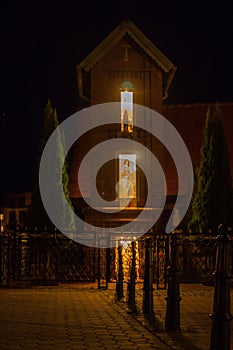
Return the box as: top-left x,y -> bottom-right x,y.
119,154 -> 136,201
121,81 -> 133,133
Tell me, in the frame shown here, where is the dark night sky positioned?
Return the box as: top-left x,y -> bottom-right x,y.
2,0 -> 233,197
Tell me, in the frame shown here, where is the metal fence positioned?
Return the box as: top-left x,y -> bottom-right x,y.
0,229 -> 96,287
1,228 -> 233,288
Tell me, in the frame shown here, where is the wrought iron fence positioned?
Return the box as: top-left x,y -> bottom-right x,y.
1,228 -> 233,288
0,228 -> 96,286
176,234 -> 218,283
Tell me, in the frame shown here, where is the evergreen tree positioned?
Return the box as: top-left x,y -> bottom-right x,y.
178,163 -> 198,232
188,104 -> 233,233
55,108 -> 76,233
28,100 -> 75,232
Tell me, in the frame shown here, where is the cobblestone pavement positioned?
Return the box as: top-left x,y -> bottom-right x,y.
0,284 -> 182,350
105,282 -> 233,350
0,283 -> 232,350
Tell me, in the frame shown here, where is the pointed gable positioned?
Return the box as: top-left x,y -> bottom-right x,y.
79,19 -> 174,73
77,19 -> 177,102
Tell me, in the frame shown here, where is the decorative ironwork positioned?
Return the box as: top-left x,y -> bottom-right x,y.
0,229 -> 96,284
210,225 -> 232,350
0,236 -> 8,286
0,228 -> 232,288
154,234 -> 168,289
108,129 -> 146,140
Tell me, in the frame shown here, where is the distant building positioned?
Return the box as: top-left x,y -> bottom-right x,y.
1,192 -> 33,229
163,102 -> 233,195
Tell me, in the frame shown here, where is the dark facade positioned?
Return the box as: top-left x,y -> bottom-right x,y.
69,19 -> 177,218
69,19 -> 233,226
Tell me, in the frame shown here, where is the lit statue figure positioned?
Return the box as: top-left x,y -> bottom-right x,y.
120,159 -> 136,198
122,109 -> 133,133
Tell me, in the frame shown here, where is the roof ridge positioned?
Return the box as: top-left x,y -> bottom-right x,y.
164,101 -> 233,108
78,19 -> 175,73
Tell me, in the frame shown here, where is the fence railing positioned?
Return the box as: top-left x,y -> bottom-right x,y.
1,226 -> 232,349
1,228 -> 233,288
0,228 -> 96,286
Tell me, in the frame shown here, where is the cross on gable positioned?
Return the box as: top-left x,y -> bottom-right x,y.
121,43 -> 131,62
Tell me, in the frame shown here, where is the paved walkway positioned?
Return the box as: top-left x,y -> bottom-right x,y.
0,282 -> 232,349
0,284 -> 181,350
105,282 -> 233,350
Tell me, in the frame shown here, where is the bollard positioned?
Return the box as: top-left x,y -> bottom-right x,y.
165,231 -> 181,331
127,240 -> 137,313
116,245 -> 124,300
143,237 -> 154,316
105,247 -> 111,289
209,224 -> 232,350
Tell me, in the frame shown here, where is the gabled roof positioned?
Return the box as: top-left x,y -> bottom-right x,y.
78,19 -> 176,74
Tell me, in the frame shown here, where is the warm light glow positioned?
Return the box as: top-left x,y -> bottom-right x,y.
0,214 -> 4,233
119,240 -> 131,247
119,154 -> 136,200
115,240 -> 140,282
121,91 -> 133,132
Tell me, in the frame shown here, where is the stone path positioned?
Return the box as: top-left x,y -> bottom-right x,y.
0,285 -> 180,350
105,282 -> 233,350
0,283 -> 232,349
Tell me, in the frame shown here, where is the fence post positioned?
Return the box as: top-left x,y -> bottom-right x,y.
143,237 -> 154,316
97,247 -> 101,289
209,224 -> 232,350
155,235 -> 159,289
116,244 -> 124,300
127,240 -> 137,313
165,231 -> 181,331
97,247 -> 107,289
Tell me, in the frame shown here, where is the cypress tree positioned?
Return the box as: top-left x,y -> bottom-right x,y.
28,100 -> 75,232
27,99 -> 55,229
189,104 -> 233,233
55,108 -> 75,233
